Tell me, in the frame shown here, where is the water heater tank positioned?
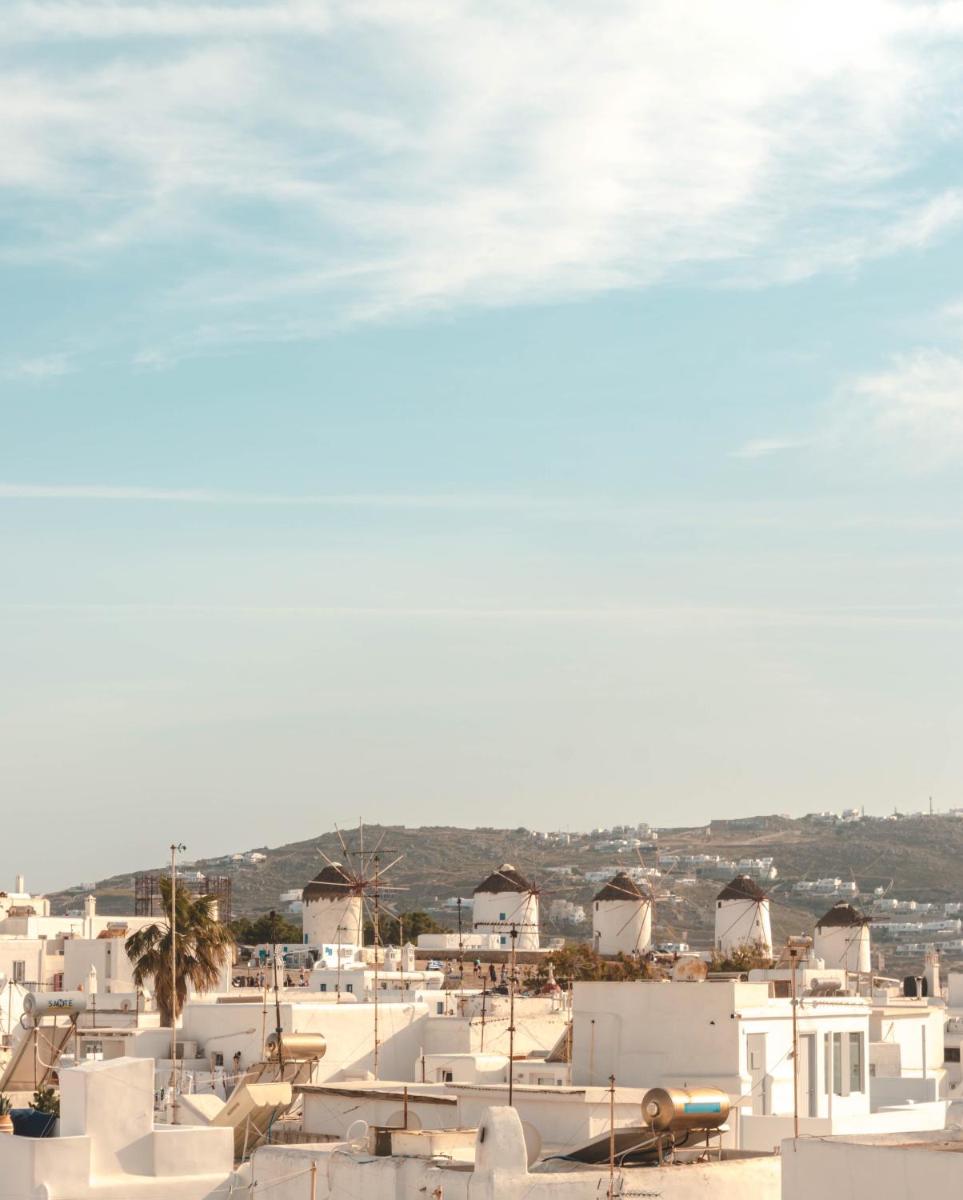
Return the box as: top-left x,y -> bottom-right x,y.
23,992 -> 88,1020
642,1087 -> 730,1132
265,1032 -> 327,1060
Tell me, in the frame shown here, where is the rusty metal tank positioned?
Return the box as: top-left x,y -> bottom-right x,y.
265,1032 -> 327,1060
641,1087 -> 730,1132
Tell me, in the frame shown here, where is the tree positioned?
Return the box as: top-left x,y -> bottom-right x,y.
533,943 -> 655,986
125,878 -> 235,1026
230,912 -> 302,946
709,942 -> 774,972
363,910 -> 447,945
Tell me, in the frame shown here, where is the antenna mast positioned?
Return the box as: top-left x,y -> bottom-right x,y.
508,923 -> 518,1107
271,910 -> 284,1075
372,852 -> 381,1079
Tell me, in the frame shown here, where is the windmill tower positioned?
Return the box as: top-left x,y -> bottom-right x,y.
592,871 -> 652,956
312,824 -> 407,1079
714,875 -> 772,958
472,864 -> 540,951
301,862 -> 363,948
814,902 -> 871,975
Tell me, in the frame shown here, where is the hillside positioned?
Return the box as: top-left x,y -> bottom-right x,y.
48,814 -> 963,971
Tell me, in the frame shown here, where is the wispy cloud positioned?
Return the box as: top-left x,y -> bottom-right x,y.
2,600 -> 960,631
844,347 -> 963,467
731,437 -> 809,460
0,483 -> 593,512
2,354 -> 73,381
8,2 -> 333,39
2,2 -> 963,353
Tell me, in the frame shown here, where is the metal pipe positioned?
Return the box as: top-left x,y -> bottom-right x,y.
508,925 -> 518,1106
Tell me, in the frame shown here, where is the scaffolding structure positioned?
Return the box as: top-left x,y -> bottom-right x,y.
133,872 -> 233,921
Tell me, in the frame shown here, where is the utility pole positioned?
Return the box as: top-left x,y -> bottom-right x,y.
457,898 -> 464,993
169,842 -> 185,1124
508,924 -> 518,1107
270,910 -> 284,1075
607,1074 -> 616,1199
372,853 -> 381,1080
787,935 -> 812,1140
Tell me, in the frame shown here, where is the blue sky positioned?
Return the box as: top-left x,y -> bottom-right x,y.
4,2 -> 963,888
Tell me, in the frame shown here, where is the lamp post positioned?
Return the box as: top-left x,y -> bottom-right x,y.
169,842 -> 186,1124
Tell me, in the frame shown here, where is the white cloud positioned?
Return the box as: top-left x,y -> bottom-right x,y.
0,483 -> 586,511
731,437 -> 809,460
846,348 -> 963,466
2,2 -> 963,340
9,2 -> 333,39
2,354 -> 73,380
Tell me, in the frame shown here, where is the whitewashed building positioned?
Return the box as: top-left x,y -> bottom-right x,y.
714,875 -> 773,958
301,863 -> 363,948
814,901 -> 872,976
472,865 -> 539,951
591,871 -> 652,956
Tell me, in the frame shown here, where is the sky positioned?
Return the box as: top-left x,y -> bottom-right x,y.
4,2 -> 963,890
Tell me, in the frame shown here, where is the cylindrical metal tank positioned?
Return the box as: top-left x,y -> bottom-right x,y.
23,992 -> 87,1019
642,1087 -> 730,1132
265,1032 -> 327,1060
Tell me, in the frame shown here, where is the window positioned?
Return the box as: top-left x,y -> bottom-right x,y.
436,1001 -> 445,1014
319,983 -> 327,992
849,1033 -> 864,1093
213,1053 -> 224,1067
499,912 -> 506,921
946,1047 -> 961,1063
12,961 -> 24,983
441,1070 -> 453,1083
832,1032 -> 843,1095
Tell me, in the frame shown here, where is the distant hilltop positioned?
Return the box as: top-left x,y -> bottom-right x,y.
45,812 -> 963,973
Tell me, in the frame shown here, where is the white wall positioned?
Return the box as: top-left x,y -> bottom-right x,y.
63,937 -> 136,993
814,923 -> 871,975
715,899 -> 773,956
472,891 -> 539,952
182,998 -> 429,1081
781,1132 -> 963,1200
571,982 -> 875,1131
592,898 -> 652,956
303,896 -> 363,948
0,937 -> 62,989
869,1002 -> 946,1095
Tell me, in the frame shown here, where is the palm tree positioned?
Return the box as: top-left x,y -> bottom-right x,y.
125,878 -> 235,1026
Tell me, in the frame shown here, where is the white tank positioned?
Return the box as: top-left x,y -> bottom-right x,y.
714,876 -> 773,958
592,872 -> 652,956
472,864 -> 540,951
302,863 -> 363,948
813,903 -> 871,975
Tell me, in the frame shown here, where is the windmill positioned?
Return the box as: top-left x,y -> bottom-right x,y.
313,822 -> 408,1078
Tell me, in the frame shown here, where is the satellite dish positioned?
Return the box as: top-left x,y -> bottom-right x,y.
521,1121 -> 542,1166
386,1110 -> 422,1131
346,1119 -> 369,1148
